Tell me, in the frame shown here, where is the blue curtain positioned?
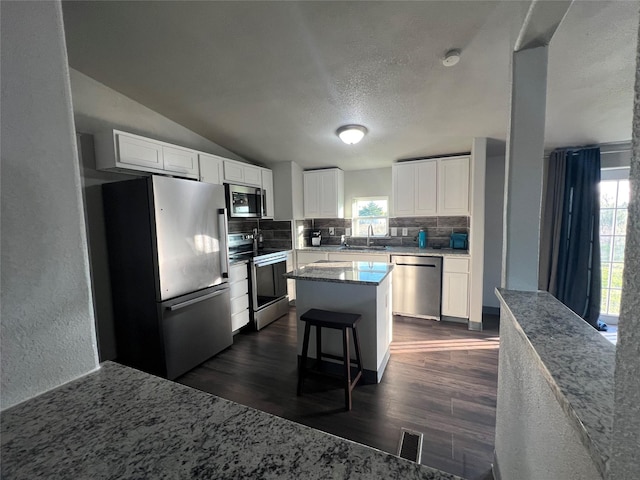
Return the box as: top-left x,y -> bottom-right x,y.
542,147 -> 601,328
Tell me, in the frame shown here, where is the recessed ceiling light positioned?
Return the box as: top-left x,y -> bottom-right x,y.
336,125 -> 368,145
442,49 -> 461,67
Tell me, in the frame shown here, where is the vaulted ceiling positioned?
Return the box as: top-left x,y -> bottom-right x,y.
62,1 -> 638,170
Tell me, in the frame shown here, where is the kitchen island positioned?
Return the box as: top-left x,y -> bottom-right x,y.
1,361 -> 460,480
284,261 -> 393,383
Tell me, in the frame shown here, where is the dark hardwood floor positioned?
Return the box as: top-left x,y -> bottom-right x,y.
177,309 -> 500,480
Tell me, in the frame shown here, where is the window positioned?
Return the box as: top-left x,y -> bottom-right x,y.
600,171 -> 629,318
352,197 -> 388,237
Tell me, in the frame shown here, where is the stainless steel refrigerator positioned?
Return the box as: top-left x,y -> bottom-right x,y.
103,175 -> 232,379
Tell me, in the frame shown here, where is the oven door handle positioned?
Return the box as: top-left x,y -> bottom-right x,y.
253,256 -> 287,267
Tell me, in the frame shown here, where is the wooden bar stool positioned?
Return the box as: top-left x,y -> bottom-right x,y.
297,308 -> 363,410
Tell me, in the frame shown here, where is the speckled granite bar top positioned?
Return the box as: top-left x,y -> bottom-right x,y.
297,246 -> 469,257
1,362 -> 460,480
284,261 -> 393,285
496,289 -> 615,475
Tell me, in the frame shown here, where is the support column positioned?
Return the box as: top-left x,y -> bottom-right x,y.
501,46 -> 548,291
469,137 -> 486,330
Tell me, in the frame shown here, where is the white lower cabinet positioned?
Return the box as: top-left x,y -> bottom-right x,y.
442,257 -> 470,318
286,251 -> 295,302
296,251 -> 329,266
229,262 -> 250,332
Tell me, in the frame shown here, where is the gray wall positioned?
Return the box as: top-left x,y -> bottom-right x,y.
483,155 -> 506,309
1,1 -> 99,409
609,21 -> 640,478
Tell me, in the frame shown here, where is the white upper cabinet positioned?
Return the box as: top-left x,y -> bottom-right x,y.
162,145 -> 198,176
117,134 -> 163,170
95,130 -> 199,179
392,162 -> 416,216
303,168 -> 344,219
223,159 -> 262,187
392,159 -> 437,216
438,156 -> 470,216
392,155 -> 469,217
415,160 -> 438,216
261,168 -> 274,219
198,153 -> 223,185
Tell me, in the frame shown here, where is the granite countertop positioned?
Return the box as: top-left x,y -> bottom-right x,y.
284,260 -> 394,285
495,289 -> 615,476
297,246 -> 469,257
1,362 -> 460,480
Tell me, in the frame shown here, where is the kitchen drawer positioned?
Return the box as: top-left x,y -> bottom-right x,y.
229,262 -> 248,282
231,309 -> 250,331
327,252 -> 389,263
230,294 -> 249,316
444,257 -> 469,273
230,279 -> 249,299
296,251 -> 328,266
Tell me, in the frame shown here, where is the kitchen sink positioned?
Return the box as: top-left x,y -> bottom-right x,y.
339,245 -> 388,251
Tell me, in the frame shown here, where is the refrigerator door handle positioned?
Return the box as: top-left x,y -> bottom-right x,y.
167,289 -> 227,311
219,208 -> 230,277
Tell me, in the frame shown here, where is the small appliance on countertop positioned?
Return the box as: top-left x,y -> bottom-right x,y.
450,233 -> 468,249
311,230 -> 322,247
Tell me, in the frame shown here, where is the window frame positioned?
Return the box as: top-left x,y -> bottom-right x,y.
351,196 -> 390,238
599,167 -> 630,324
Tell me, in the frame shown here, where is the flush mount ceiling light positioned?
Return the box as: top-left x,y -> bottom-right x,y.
336,125 -> 368,145
442,49 -> 461,67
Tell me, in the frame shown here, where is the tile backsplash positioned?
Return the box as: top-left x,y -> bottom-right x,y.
295,217 -> 469,249
228,218 -> 293,250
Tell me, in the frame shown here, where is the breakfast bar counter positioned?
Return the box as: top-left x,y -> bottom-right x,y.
285,261 -> 394,383
0,361 -> 460,480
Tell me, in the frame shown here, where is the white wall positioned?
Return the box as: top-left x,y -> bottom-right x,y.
1,1 -> 99,410
344,168 -> 392,218
483,154 -> 506,309
70,69 -> 246,161
271,161 -> 304,221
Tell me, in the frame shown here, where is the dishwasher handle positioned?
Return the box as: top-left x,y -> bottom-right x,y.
391,255 -> 442,268
396,263 -> 437,267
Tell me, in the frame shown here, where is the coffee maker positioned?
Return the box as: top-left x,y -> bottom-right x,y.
311,230 -> 322,247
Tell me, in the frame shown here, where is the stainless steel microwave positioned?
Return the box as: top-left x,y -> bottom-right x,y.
225,184 -> 263,218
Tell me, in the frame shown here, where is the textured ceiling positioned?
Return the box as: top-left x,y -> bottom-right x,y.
61,1 -> 638,170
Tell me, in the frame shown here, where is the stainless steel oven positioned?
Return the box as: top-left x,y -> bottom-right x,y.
228,233 -> 290,331
251,251 -> 290,330
225,184 -> 263,218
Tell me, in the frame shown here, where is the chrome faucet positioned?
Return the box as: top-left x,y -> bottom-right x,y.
367,224 -> 374,247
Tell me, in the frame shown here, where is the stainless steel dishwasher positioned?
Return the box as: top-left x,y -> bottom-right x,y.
391,255 -> 442,320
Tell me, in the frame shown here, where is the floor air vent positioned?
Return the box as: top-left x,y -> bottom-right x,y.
397,428 -> 423,463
